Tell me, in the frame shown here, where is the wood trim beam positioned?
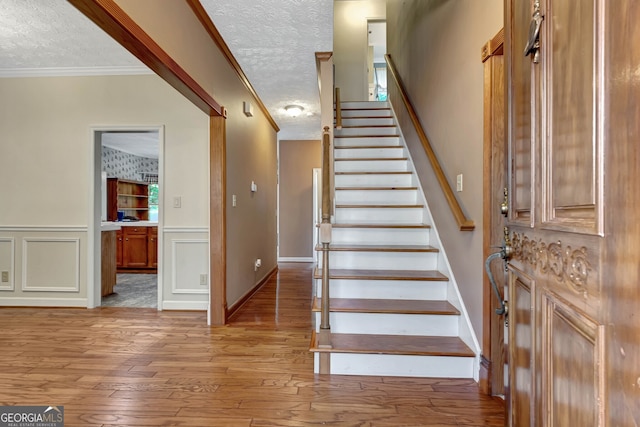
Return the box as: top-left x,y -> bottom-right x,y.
385,54 -> 475,231
186,0 -> 280,132
315,51 -> 333,96
210,115 -> 227,325
68,0 -> 223,117
481,28 -> 505,63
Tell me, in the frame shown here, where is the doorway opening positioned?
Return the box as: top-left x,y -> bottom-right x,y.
368,20 -> 387,101
90,127 -> 163,309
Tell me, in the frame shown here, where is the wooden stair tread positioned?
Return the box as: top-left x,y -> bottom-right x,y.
335,171 -> 412,175
335,186 -> 418,191
336,116 -> 393,120
339,108 -> 391,111
310,331 -> 474,357
335,157 -> 407,161
312,297 -> 459,315
328,223 -> 430,229
318,244 -> 438,252
313,268 -> 449,281
335,146 -> 399,150
336,204 -> 423,208
334,134 -> 400,138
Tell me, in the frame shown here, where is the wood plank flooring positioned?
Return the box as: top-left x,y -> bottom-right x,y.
0,263 -> 504,426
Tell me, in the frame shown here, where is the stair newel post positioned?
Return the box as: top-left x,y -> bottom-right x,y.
335,88 -> 342,130
320,126 -> 332,332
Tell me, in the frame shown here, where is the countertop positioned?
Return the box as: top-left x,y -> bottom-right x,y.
101,221 -> 158,231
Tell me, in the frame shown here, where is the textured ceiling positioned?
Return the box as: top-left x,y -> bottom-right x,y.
202,0 -> 333,140
0,0 -> 333,144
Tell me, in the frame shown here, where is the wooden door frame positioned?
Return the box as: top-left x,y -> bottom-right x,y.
480,28 -> 506,396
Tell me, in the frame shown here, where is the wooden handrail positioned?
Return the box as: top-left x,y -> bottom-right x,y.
385,54 -> 475,231
335,88 -> 343,129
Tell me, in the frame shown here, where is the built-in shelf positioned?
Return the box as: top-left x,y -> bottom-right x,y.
107,178 -> 150,221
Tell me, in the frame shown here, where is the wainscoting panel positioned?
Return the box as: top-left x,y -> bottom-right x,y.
171,239 -> 209,294
0,238 -> 15,291
22,237 -> 80,292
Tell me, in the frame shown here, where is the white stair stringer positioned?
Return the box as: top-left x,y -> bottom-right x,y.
312,101 -> 479,379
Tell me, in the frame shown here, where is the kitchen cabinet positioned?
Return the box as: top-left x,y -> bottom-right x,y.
101,230 -> 117,296
107,178 -> 150,221
117,225 -> 158,272
148,227 -> 158,269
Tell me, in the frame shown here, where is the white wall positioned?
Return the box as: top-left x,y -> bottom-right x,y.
386,0 -> 503,346
334,0 -> 386,101
0,74 -> 209,308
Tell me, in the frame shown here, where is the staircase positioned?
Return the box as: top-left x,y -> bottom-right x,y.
310,101 -> 477,378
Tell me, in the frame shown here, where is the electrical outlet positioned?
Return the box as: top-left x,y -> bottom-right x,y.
1,271 -> 8,283
199,274 -> 207,286
254,258 -> 262,271
232,194 -> 237,207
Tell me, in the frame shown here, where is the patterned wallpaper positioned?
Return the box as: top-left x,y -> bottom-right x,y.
102,146 -> 158,181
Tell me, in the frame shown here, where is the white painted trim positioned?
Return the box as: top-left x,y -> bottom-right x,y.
0,226 -> 88,232
22,237 -> 81,292
278,257 -> 314,263
0,66 -> 153,78
0,297 -> 88,307
162,227 -> 209,233
171,239 -> 209,294
389,103 -> 482,380
162,301 -> 208,310
89,125 -> 165,310
0,237 -> 16,291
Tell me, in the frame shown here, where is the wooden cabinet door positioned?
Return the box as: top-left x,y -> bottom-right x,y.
116,229 -> 123,268
147,227 -> 158,268
123,228 -> 148,268
505,1 -> 640,425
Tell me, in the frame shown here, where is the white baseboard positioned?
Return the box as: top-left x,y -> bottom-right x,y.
278,257 -> 314,263
0,297 -> 88,307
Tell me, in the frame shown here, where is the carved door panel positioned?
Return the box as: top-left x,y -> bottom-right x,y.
505,0 -> 613,425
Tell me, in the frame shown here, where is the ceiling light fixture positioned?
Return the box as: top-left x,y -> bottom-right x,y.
284,105 -> 304,117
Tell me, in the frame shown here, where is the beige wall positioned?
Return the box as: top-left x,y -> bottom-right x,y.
334,0 -> 386,101
278,140 -> 322,260
112,0 -> 279,307
387,0 -> 503,345
0,74 -> 209,307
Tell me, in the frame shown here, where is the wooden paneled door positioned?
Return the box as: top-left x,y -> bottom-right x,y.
505,0 -> 640,425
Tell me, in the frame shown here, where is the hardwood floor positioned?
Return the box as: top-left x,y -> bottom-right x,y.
0,263 -> 504,426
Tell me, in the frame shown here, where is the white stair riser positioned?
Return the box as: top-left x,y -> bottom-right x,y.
338,109 -> 391,118
315,312 -> 459,336
334,136 -> 400,147
335,126 -> 397,137
315,353 -> 474,378
335,174 -> 413,187
315,279 -> 448,300
335,207 -> 424,223
340,117 -> 395,127
334,147 -> 405,159
340,101 -> 389,109
335,159 -> 408,172
335,189 -> 419,205
330,227 -> 429,245
318,251 -> 437,270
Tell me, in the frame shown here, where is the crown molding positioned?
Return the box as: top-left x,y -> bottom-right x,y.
0,65 -> 153,78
